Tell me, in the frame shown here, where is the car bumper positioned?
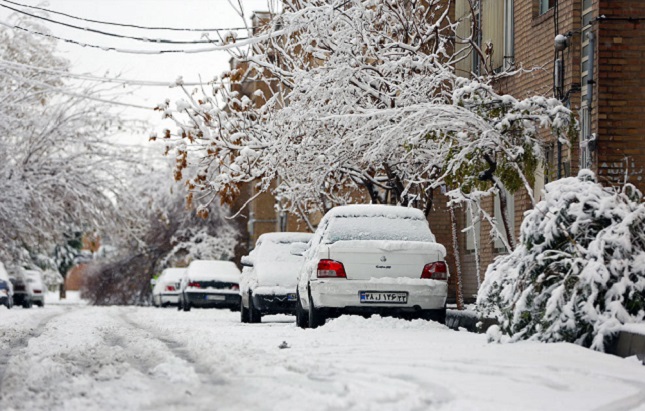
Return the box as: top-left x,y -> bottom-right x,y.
252,293 -> 297,314
159,293 -> 179,305
309,279 -> 447,311
185,292 -> 240,308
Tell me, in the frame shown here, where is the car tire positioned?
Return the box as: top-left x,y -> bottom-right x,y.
23,299 -> 32,309
422,307 -> 446,324
183,300 -> 191,312
241,299 -> 250,323
308,289 -> 325,329
177,298 -> 183,311
39,300 -> 44,308
248,292 -> 261,324
295,292 -> 309,329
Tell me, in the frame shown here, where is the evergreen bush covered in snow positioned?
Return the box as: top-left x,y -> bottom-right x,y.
478,170 -> 645,351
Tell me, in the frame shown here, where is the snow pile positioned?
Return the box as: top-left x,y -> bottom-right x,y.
478,170 -> 645,351
323,315 -> 449,331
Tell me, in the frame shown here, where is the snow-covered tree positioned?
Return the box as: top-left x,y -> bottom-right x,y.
161,0 -> 574,224
0,17 -> 140,272
478,170 -> 645,351
82,165 -> 238,305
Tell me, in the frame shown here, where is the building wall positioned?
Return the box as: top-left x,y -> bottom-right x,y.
595,1 -> 645,191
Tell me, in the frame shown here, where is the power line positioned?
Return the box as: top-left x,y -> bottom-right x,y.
0,1 -> 242,45
1,0 -> 263,32
0,18 -> 288,54
1,69 -> 156,110
0,58 -> 218,87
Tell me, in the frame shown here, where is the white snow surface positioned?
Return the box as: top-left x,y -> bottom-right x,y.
328,240 -> 446,256
186,260 -> 241,282
1,306 -> 644,411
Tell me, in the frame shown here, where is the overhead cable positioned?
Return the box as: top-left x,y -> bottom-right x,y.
0,19 -> 290,54
1,0 -> 261,32
0,70 -> 156,110
0,58 -> 217,87
0,2 -> 246,44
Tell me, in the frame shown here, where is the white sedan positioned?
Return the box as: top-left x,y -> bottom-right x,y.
295,204 -> 449,328
151,267 -> 186,307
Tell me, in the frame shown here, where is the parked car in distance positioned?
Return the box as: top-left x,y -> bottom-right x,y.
0,262 -> 13,309
23,269 -> 45,307
295,204 -> 449,329
178,260 -> 241,311
151,267 -> 186,307
11,269 -> 46,308
240,232 -> 313,323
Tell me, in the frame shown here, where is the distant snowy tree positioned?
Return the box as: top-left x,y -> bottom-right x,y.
478,171 -> 645,351
161,0 -> 575,227
83,166 -> 238,305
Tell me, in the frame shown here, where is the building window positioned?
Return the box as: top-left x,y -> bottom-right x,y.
455,0 -> 514,75
493,189 -> 514,252
539,0 -> 556,15
465,204 -> 481,252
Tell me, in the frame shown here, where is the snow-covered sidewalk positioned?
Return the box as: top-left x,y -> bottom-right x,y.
0,306 -> 644,411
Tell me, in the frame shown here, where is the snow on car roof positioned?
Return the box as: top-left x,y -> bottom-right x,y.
324,204 -> 426,220
187,260 -> 241,282
160,267 -> 186,281
256,232 -> 312,244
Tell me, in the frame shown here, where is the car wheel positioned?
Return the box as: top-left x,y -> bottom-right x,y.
240,299 -> 250,323
183,300 -> 191,312
39,300 -> 44,308
295,292 -> 309,329
308,289 -> 325,329
422,307 -> 446,324
177,298 -> 183,311
23,299 -> 32,309
248,292 -> 261,324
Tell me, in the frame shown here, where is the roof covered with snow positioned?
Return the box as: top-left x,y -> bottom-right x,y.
256,232 -> 312,245
324,205 -> 426,220
187,260 -> 241,282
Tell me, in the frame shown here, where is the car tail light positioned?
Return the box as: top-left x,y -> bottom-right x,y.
421,262 -> 448,280
33,289 -> 42,294
317,259 -> 347,278
165,285 -> 176,292
231,284 -> 239,290
188,281 -> 201,288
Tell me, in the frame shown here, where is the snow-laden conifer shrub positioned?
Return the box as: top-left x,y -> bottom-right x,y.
478,170 -> 645,351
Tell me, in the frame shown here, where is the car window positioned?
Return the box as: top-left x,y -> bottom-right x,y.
324,216 -> 435,243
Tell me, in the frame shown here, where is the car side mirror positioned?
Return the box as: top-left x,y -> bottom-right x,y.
290,242 -> 308,257
240,256 -> 254,267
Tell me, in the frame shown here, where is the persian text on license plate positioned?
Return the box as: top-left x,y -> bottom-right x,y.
359,291 -> 408,304
206,295 -> 225,301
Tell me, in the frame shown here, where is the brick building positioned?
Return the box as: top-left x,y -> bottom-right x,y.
445,0 -> 645,303
229,3 -> 645,304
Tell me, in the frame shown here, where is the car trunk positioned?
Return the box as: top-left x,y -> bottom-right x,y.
325,240 -> 445,280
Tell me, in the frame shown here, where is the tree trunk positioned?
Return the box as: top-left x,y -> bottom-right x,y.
449,205 -> 464,310
496,183 -> 516,251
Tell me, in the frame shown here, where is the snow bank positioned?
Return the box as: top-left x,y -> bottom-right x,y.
323,314 -> 450,331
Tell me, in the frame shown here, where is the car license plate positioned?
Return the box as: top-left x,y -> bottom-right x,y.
359,291 -> 408,304
287,293 -> 297,302
206,295 -> 225,301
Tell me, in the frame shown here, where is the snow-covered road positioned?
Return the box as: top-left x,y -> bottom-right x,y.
1,304 -> 644,411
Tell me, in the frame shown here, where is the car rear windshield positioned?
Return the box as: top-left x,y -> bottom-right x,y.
191,281 -> 236,289
325,216 -> 435,243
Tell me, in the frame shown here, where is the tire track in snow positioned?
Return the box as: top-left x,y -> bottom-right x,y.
0,306 -> 71,394
115,308 -> 226,386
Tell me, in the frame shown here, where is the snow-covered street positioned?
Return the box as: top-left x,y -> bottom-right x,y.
1,304 -> 644,411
